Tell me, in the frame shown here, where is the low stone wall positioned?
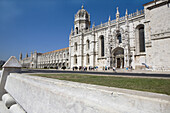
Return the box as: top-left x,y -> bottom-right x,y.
5,73 -> 170,113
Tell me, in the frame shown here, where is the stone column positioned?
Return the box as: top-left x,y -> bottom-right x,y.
91,32 -> 95,67
106,42 -> 111,67
124,47 -> 129,68
0,56 -> 22,100
78,32 -> 84,67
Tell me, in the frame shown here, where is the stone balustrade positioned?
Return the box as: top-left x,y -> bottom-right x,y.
0,56 -> 170,113
3,73 -> 170,113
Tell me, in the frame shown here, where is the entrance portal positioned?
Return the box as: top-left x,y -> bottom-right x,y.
112,47 -> 124,68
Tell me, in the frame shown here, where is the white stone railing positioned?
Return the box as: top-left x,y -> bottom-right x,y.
111,19 -> 116,24
119,16 -> 125,22
3,73 -> 170,113
128,9 -> 144,18
1,56 -> 170,113
0,56 -> 25,113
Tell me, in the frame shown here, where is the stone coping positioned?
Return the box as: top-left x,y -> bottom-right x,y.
5,73 -> 170,113
2,56 -> 21,68
12,73 -> 170,101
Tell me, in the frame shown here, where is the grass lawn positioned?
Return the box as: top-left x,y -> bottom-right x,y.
29,74 -> 170,95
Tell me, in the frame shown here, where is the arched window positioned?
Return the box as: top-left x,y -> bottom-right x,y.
99,35 -> 105,57
86,40 -> 90,50
136,24 -> 145,53
139,27 -> 145,52
76,27 -> 78,34
74,42 -> 78,51
86,54 -> 90,64
117,34 -> 122,43
74,55 -> 77,64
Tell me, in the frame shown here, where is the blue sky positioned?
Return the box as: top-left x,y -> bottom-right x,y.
0,0 -> 151,61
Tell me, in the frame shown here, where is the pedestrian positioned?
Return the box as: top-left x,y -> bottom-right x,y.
105,66 -> 107,71
113,66 -> 116,72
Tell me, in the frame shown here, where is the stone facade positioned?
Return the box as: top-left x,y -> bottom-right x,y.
20,47 -> 69,69
69,0 -> 170,71
20,0 -> 170,71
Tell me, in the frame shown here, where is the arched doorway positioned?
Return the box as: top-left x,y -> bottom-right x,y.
112,47 -> 124,68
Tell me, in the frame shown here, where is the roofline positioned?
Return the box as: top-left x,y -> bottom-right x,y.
42,47 -> 69,55
143,0 -> 155,6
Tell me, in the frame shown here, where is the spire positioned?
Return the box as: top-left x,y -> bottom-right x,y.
125,9 -> 128,21
31,51 -> 33,58
108,16 -> 111,26
108,16 -> 111,22
116,7 -> 120,15
136,9 -> 139,15
125,9 -> 129,32
92,22 -> 95,33
71,26 -> 73,31
92,22 -> 95,29
81,5 -> 84,9
126,9 -> 128,16
19,52 -> 22,60
116,7 -> 120,31
26,53 -> 28,58
116,7 -> 120,21
71,26 -> 73,35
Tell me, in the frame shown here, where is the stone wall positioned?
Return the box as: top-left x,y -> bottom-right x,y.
152,38 -> 170,71
144,0 -> 170,71
4,73 -> 170,113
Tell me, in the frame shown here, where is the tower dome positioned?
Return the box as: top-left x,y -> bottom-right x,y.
75,5 -> 90,21
74,5 -> 91,34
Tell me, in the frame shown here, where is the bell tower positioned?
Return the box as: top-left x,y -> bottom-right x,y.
74,5 -> 91,34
